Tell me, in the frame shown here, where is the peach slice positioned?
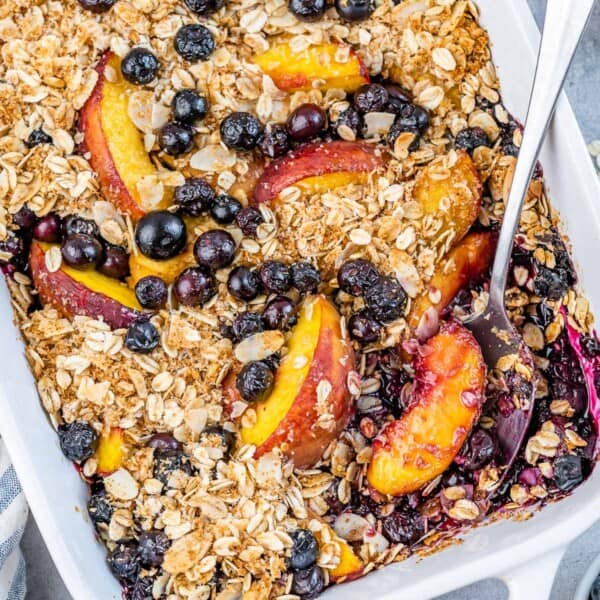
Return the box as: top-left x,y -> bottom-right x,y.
329,536 -> 364,582
253,42 -> 369,93
79,51 -> 170,221
409,231 -> 497,331
128,245 -> 196,287
30,241 -> 146,329
96,428 -> 125,476
367,322 -> 486,496
253,141 -> 383,205
412,150 -> 482,246
241,295 -> 356,468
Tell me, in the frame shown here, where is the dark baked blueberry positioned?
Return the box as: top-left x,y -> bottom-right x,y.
138,530 -> 171,568
289,529 -> 319,571
455,127 -> 491,153
173,266 -> 216,306
348,310 -> 381,344
220,112 -> 264,151
235,206 -> 263,237
158,122 -> 194,156
125,320 -> 160,353
290,261 -> 320,293
153,450 -> 193,486
194,229 -> 236,270
108,542 -> 139,583
457,428 -> 495,471
331,107 -> 363,140
291,565 -> 325,599
334,0 -> 374,21
286,103 -> 327,142
175,178 -> 215,217
354,84 -> 389,113
259,260 -> 291,294
227,266 -> 261,301
387,103 -> 430,151
174,24 -> 215,62
184,0 -> 224,15
63,215 -> 100,239
553,455 -> 586,492
87,490 -> 113,527
0,235 -> 24,269
364,275 -> 407,322
130,577 -> 154,600
58,421 -> 98,463
121,48 -> 160,85
236,361 -> 274,402
32,213 -> 62,243
231,311 -> 264,342
337,259 -> 380,296
61,234 -> 103,269
135,276 -> 168,309
534,265 -> 570,301
97,245 -> 130,279
25,128 -> 53,148
259,123 -> 291,159
172,89 -> 209,124
210,194 -> 242,225
385,85 -> 412,114
13,206 -> 36,230
262,296 -> 297,330
381,509 -> 426,545
288,0 -> 326,21
77,0 -> 115,12
147,433 -> 181,452
199,425 -> 235,458
135,211 -> 187,260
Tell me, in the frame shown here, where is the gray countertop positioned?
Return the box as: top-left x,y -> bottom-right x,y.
22,1 -> 600,598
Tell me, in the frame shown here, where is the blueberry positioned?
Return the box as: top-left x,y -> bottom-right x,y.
77,0 -> 115,12
235,206 -> 263,237
259,124 -> 291,159
194,229 -> 236,270
334,0 -> 374,21
553,455 -> 586,491
32,213 -> 62,243
457,428 -> 495,471
63,215 -> 100,240
199,425 -> 235,458
174,24 -> 215,62
58,421 -> 98,462
97,245 -> 130,279
147,432 -> 181,452
130,577 -> 154,600
455,127 -> 491,153
125,320 -> 160,353
286,103 -> 327,142
173,266 -> 217,306
175,178 -> 215,217
135,276 -> 168,309
61,234 -> 103,269
331,107 -> 363,140
183,0 -> 224,15
385,85 -> 412,114
289,529 -> 319,571
231,311 -> 264,342
291,565 -> 325,598
121,48 -> 160,85
288,0 -> 326,21
227,266 -> 261,301
259,260 -> 291,294
13,206 -> 36,230
158,122 -> 194,156
364,275 -> 407,322
387,103 -> 430,151
0,235 -> 25,268
138,530 -> 171,568
172,89 -> 209,124
337,259 -> 380,296
290,261 -> 320,293
87,489 -> 113,527
262,296 -> 297,330
220,112 -> 264,151
354,84 -> 389,113
348,310 -> 381,343
210,194 -> 242,225
108,542 -> 139,583
236,361 -> 274,402
25,128 -> 53,148
534,265 -> 570,301
381,509 -> 426,545
153,450 -> 192,485
135,211 -> 187,260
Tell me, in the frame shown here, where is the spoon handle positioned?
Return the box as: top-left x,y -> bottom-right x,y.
488,0 -> 596,306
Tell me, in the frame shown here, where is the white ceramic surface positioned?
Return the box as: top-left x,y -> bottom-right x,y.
1,1 -> 599,599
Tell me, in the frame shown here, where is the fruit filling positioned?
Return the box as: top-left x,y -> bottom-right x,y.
1,0 -> 598,598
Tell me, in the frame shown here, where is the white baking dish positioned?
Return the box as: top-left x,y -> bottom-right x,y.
1,1 -> 599,599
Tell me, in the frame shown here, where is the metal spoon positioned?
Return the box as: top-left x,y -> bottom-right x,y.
463,0 -> 596,492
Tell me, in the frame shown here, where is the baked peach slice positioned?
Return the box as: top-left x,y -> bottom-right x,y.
79,51 -> 170,221
241,295 -> 356,468
329,537 -> 364,582
128,245 -> 196,287
96,428 -> 125,476
409,231 -> 497,331
30,241 -> 146,329
367,322 -> 486,496
253,141 -> 383,205
253,42 -> 369,93
412,150 -> 482,246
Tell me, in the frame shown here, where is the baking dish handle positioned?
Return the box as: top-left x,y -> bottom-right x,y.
500,546 -> 566,600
